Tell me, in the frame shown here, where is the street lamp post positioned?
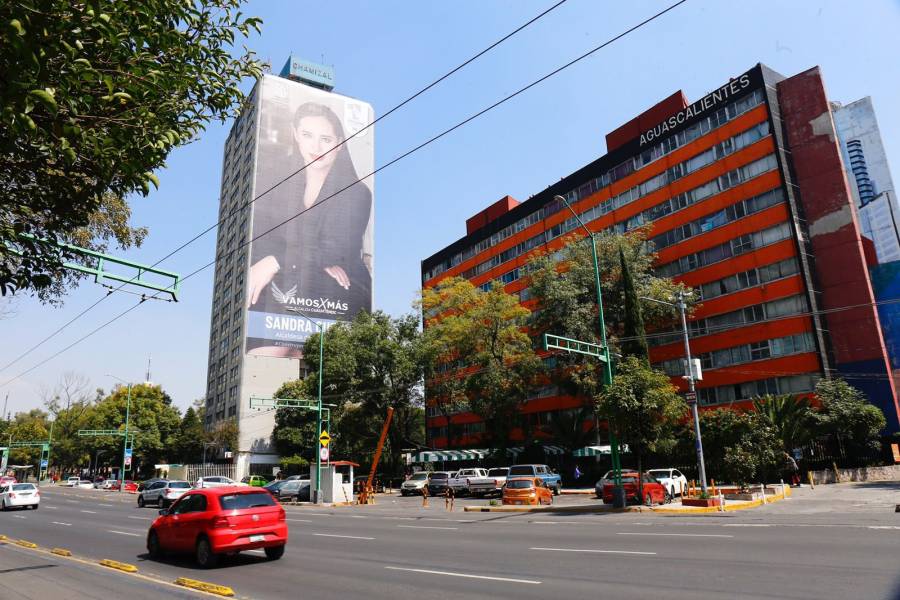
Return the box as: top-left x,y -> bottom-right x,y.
641,291 -> 708,493
107,374 -> 132,494
287,309 -> 326,505
554,195 -> 624,505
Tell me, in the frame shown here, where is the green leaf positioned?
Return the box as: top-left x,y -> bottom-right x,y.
28,89 -> 57,114
145,172 -> 160,189
9,19 -> 25,36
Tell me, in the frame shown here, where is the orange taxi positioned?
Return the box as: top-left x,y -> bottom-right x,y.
501,477 -> 553,506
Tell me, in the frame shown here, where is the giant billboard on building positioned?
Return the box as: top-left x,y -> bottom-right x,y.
246,76 -> 374,357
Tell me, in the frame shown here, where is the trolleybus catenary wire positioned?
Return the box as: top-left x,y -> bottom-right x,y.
0,0 -> 571,375
0,0 -> 690,388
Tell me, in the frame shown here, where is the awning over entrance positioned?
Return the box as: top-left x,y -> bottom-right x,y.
573,444 -> 630,457
413,449 -> 489,462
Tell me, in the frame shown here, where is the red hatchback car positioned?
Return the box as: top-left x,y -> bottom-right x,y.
147,486 -> 287,568
602,472 -> 668,506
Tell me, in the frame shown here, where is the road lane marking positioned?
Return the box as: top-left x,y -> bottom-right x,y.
128,516 -> 152,521
245,549 -> 265,555
348,515 -> 368,519
108,530 -> 142,537
868,526 -> 900,530
287,519 -> 312,523
80,510 -> 97,514
617,532 -> 733,538
97,503 -> 114,507
531,521 -> 582,525
51,522 -> 72,527
45,506 -> 58,510
398,525 -> 458,530
13,515 -> 26,519
385,566 -> 541,585
530,547 -> 656,555
305,512 -> 332,516
313,533 -> 374,540
723,524 -> 772,527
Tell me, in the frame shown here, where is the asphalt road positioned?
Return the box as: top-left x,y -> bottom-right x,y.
0,484 -> 898,600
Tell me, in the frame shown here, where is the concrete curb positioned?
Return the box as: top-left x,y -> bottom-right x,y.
560,489 -> 596,495
464,488 -> 792,514
175,577 -> 235,597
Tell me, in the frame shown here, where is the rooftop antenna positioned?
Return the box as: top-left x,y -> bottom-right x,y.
145,354 -> 153,386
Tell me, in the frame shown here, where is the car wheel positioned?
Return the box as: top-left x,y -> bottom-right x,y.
264,545 -> 285,560
547,494 -> 553,506
400,490 -> 407,497
161,498 -> 170,509
553,484 -> 561,496
644,493 -> 653,507
31,504 -> 38,510
665,488 -> 674,504
1,500 -> 6,511
195,537 -> 219,568
137,495 -> 145,508
147,530 -> 162,559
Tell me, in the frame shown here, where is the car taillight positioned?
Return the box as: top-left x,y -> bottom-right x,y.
212,516 -> 230,529
8,493 -> 15,498
278,509 -> 285,522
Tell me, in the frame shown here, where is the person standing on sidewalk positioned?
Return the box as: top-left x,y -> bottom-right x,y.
445,485 -> 455,511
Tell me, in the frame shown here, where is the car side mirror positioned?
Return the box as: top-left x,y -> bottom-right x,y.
158,508 -> 169,516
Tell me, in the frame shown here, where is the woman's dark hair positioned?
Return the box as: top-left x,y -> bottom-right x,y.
292,102 -> 345,143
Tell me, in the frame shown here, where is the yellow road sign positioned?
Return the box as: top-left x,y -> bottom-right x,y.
319,431 -> 331,447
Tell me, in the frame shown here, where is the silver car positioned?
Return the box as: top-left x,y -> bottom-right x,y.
138,480 -> 190,508
194,476 -> 238,488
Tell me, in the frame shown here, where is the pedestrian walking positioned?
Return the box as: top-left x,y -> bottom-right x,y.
783,451 -> 800,486
422,484 -> 429,508
445,486 -> 455,512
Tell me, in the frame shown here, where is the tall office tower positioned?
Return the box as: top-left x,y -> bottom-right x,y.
421,64 -> 900,457
205,57 -> 375,478
831,97 -> 900,264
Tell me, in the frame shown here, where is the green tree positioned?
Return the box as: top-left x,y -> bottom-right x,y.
752,394 -> 814,454
0,0 -> 262,300
174,407 -> 205,464
6,409 -> 50,466
683,409 -> 781,487
619,246 -> 648,359
271,379 -> 318,463
421,278 -> 543,452
813,378 -> 886,464
597,356 -> 685,500
87,383 -> 181,477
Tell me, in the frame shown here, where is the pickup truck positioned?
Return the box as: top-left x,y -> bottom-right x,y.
447,468 -> 488,496
507,464 -> 562,495
467,467 -> 509,498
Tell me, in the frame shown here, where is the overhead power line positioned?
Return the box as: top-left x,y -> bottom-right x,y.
0,0 -> 570,376
0,0 -> 690,389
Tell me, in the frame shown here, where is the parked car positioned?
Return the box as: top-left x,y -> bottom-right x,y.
276,479 -> 310,503
0,483 -> 40,510
195,476 -> 239,489
468,468 -> 509,498
138,478 -> 165,492
108,480 -> 138,493
147,486 -> 288,568
648,468 -> 688,500
76,480 -> 94,489
0,476 -> 16,487
507,464 -> 562,495
139,480 -> 191,508
65,476 -> 80,487
240,475 -> 269,487
501,477 -> 553,506
92,477 -> 107,489
426,471 -> 455,496
264,480 -> 290,495
447,468 -> 488,496
400,472 -> 430,496
601,472 -> 667,506
594,470 -> 639,498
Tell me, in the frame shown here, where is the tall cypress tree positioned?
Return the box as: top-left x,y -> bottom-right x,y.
620,246 -> 649,360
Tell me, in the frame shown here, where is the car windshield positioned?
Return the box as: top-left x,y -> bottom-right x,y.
648,471 -> 669,477
410,473 -> 429,481
168,481 -> 190,489
506,479 -> 534,489
508,466 -> 534,476
12,484 -> 34,491
430,473 -> 448,480
219,491 -> 277,510
488,469 -> 509,477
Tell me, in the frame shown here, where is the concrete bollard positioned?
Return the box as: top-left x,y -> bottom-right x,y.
761,483 -> 767,505
718,491 -> 725,512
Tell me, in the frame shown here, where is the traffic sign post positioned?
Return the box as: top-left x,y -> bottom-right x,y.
319,446 -> 330,462
319,431 -> 331,447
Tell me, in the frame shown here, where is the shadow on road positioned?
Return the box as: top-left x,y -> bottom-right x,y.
135,551 -> 270,571
0,564 -> 58,575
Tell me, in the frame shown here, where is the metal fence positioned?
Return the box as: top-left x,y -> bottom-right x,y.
183,463 -> 237,482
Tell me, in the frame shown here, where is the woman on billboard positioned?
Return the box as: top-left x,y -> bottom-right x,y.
247,101 -> 372,356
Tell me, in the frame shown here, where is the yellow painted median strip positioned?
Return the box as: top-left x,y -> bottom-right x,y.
15,540 -> 38,549
99,559 -> 138,573
0,534 -> 7,541
51,548 -> 72,557
175,577 -> 235,597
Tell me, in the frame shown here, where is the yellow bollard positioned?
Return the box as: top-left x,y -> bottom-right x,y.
807,471 -> 815,489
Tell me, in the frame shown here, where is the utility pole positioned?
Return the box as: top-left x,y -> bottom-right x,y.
641,291 -> 708,494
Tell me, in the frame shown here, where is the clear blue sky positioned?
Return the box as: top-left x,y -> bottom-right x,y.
2,0 -> 899,415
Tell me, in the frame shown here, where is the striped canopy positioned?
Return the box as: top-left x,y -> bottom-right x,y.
573,444 -> 630,457
414,449 -> 489,462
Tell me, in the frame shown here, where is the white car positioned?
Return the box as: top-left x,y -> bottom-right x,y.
648,468 -> 688,499
138,480 -> 191,508
194,476 -> 239,488
75,480 -> 94,489
101,479 -> 119,490
1,483 -> 40,510
400,472 -> 430,496
65,477 -> 80,487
